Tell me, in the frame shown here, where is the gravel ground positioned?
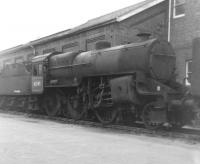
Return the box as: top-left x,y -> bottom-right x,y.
0,113 -> 200,164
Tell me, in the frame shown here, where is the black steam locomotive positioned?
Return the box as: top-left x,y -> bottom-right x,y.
0,38 -> 195,129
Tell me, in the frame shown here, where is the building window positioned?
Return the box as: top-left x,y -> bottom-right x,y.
86,35 -> 105,50
3,59 -> 12,68
185,60 -> 192,86
62,42 -> 79,52
27,53 -> 34,61
43,48 -> 55,54
15,56 -> 24,64
0,62 -> 3,72
173,0 -> 185,18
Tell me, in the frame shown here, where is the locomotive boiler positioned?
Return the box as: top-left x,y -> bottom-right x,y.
48,39 -> 175,83
0,38 -> 195,129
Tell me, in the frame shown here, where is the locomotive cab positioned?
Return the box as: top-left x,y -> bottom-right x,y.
31,60 -> 44,94
31,53 -> 51,94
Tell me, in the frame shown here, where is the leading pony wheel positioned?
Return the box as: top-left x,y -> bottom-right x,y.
142,102 -> 162,130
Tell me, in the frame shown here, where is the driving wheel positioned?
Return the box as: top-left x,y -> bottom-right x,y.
67,95 -> 86,120
43,93 -> 61,116
94,107 -> 118,124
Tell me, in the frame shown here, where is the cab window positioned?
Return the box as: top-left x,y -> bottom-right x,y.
38,64 -> 43,75
33,63 -> 43,76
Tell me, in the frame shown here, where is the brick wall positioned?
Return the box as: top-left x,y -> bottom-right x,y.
171,0 -> 200,83
116,1 -> 168,45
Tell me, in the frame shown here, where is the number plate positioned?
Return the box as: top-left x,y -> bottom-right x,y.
32,76 -> 43,94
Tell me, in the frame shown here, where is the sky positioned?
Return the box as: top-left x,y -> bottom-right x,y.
0,0 -> 145,51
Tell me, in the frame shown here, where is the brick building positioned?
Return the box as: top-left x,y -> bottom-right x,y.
0,0 -> 197,86
169,0 -> 198,85
0,0 -> 169,67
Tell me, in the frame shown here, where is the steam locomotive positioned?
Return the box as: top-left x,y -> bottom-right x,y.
0,38 -> 196,129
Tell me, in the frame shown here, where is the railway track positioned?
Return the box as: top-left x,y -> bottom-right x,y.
0,109 -> 200,144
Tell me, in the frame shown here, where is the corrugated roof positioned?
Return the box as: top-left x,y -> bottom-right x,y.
0,0 -> 165,55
